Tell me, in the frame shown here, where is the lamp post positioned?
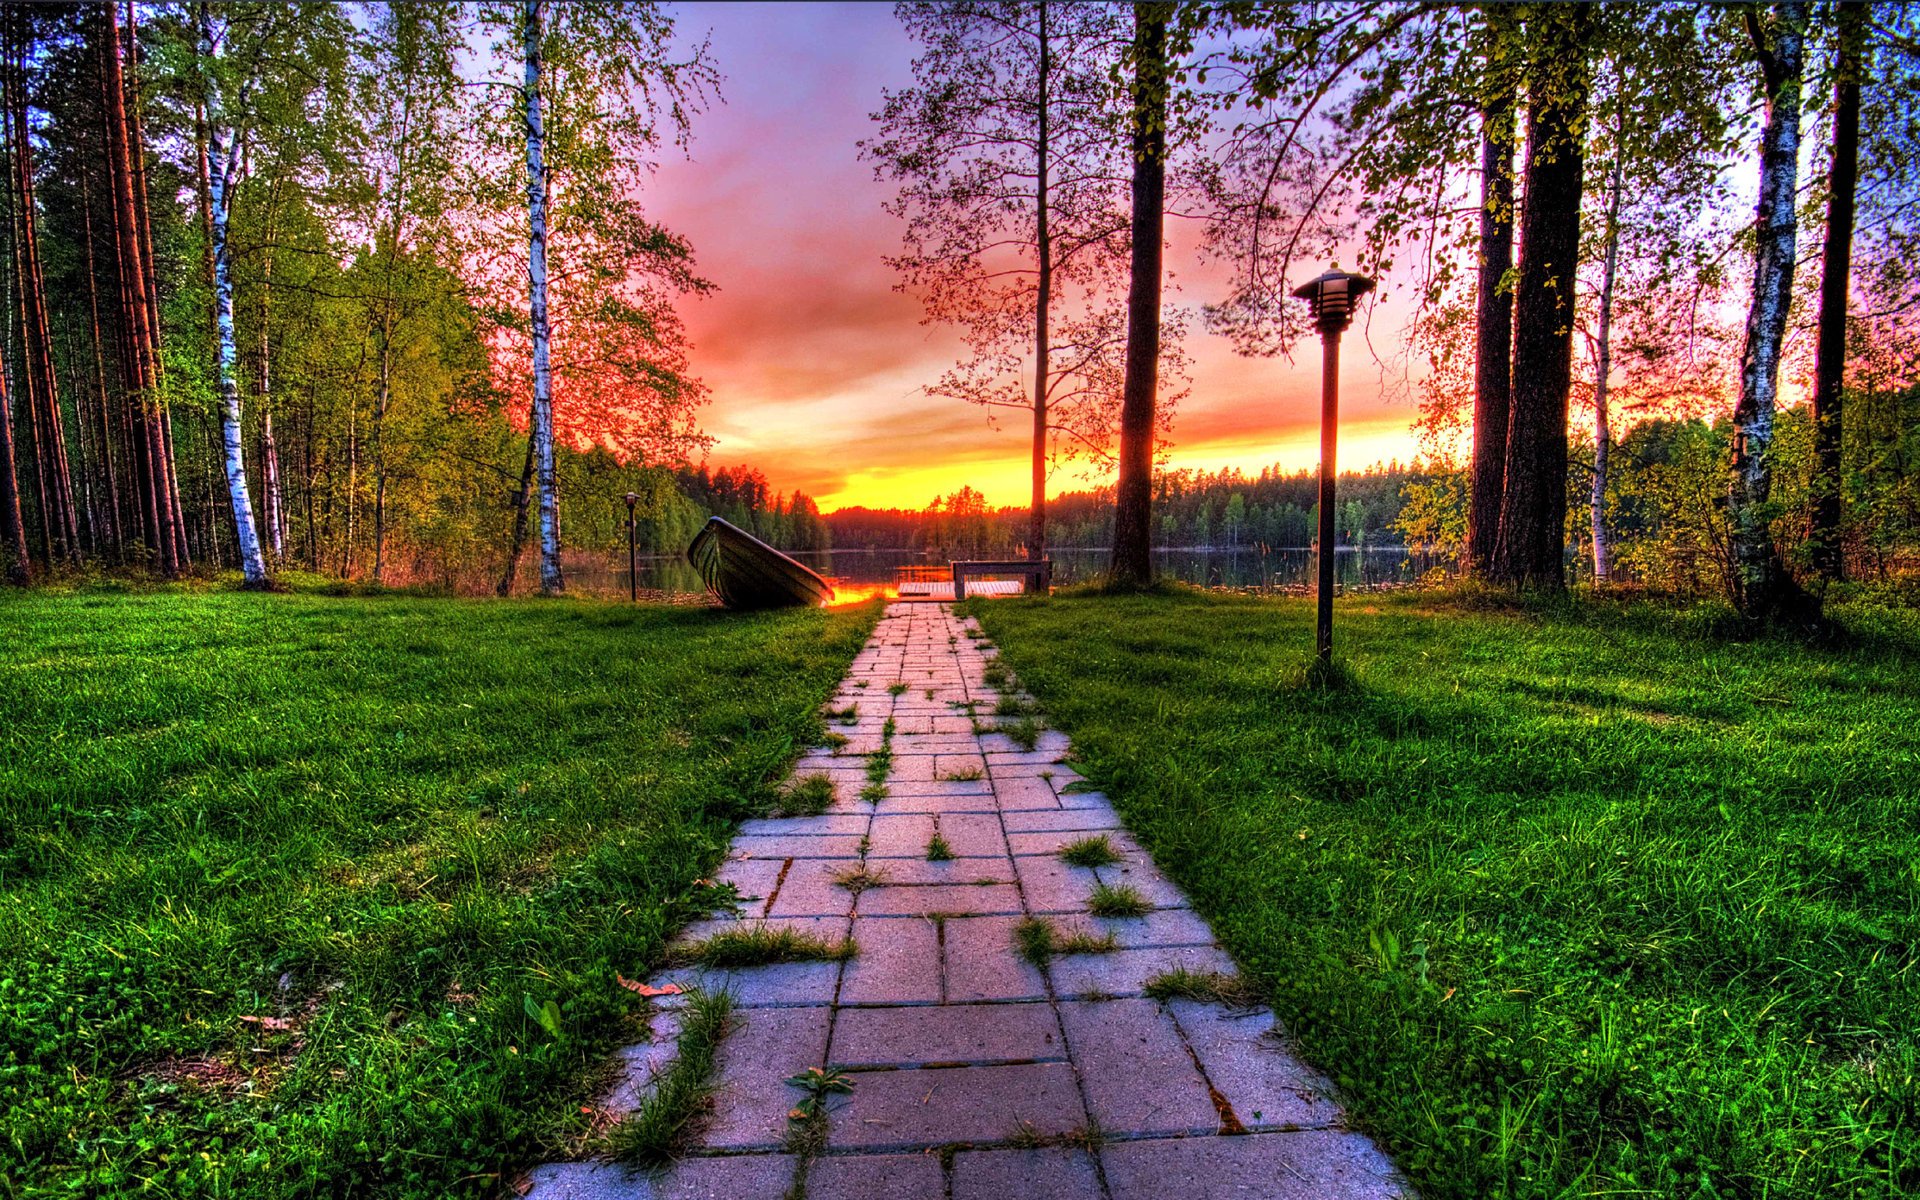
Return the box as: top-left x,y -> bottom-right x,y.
1291,268 -> 1375,667
623,492 -> 639,602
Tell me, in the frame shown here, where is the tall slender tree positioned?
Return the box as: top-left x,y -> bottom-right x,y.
1468,4 -> 1518,576
866,1 -> 1143,561
1808,0 -> 1867,583
522,0 -> 559,594
1728,0 -> 1813,619
1490,4 -> 1595,590
1108,3 -> 1170,587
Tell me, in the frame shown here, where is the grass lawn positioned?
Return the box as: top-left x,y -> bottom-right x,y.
0,583 -> 877,1198
970,587 -> 1920,1199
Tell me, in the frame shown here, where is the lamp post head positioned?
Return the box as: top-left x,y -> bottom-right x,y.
1292,268 -> 1376,336
624,491 -> 638,509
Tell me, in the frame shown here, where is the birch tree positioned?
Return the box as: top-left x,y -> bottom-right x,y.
866,0 -> 1168,560
1728,0 -> 1814,620
476,0 -> 715,596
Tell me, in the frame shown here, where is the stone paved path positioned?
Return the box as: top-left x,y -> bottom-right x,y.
526,603 -> 1407,1199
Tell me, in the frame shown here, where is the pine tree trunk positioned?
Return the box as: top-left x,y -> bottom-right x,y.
1808,0 -> 1864,584
259,201 -> 284,560
1730,2 -> 1813,620
1028,1 -> 1050,563
0,323 -> 26,583
372,333 -> 390,582
1491,4 -> 1592,591
126,0 -> 186,571
78,150 -> 119,560
1107,3 -> 1169,589
7,19 -> 79,566
200,12 -> 268,587
1467,6 -> 1517,577
525,0 -> 562,595
1591,141 -> 1624,585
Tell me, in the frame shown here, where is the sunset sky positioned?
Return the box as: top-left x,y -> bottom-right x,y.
647,1 -> 1429,513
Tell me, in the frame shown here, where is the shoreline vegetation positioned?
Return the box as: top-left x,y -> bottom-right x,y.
0,584 -> 880,1198
968,586 -> 1920,1199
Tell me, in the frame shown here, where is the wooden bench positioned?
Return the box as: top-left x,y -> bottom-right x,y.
951,559 -> 1052,601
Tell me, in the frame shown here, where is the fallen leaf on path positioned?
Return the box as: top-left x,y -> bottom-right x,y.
238,1015 -> 295,1031
616,973 -> 682,998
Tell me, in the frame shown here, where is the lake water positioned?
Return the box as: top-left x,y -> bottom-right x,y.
568,545 -> 1453,600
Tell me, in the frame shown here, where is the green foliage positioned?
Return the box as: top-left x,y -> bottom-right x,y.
0,589 -> 876,1197
773,774 -> 837,818
1014,917 -> 1117,966
1141,969 -> 1262,1009
782,1066 -> 855,1121
607,989 -> 734,1166
925,834 -> 955,862
1086,883 -> 1151,919
665,927 -> 854,969
977,588 -> 1920,1199
1057,835 -> 1121,869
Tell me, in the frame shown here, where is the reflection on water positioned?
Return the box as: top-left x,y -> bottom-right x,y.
565,545 -> 1453,601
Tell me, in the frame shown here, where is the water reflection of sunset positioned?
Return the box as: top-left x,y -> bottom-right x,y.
824,582 -> 898,607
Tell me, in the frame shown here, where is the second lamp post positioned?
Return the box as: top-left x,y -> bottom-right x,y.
1291,268 -> 1375,667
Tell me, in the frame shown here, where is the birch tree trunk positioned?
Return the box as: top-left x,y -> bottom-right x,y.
1468,7 -> 1517,577
498,406 -> 536,596
1107,3 -> 1169,589
524,0 -> 562,595
200,12 -> 269,587
1730,2 -> 1811,620
1808,0 -> 1865,584
1028,0 -> 1050,563
1590,140 -> 1624,585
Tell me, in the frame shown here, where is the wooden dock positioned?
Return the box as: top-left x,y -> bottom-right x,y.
895,579 -> 1024,600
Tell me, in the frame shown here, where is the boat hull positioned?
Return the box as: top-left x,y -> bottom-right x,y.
687,516 -> 835,610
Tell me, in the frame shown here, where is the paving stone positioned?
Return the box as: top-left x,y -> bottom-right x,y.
984,750 -> 1062,767
522,1155 -> 796,1199
1001,806 -> 1121,833
1055,789 -> 1113,812
802,1153 -> 943,1198
1169,999 -> 1341,1131
831,1063 -> 1087,1150
933,812 -> 1008,857
875,787 -> 999,814
601,1008 -> 679,1111
767,860 -> 855,918
675,914 -> 851,946
942,916 -> 1048,1002
1008,829 -> 1143,858
1101,1130 -> 1408,1199
864,814 -> 937,857
932,753 -> 988,780
731,834 -> 865,859
838,917 -> 941,1005
830,1002 -> 1063,1068
1058,999 -> 1219,1135
1095,859 -> 1191,908
857,882 -> 1023,917
738,815 -> 870,837
883,776 -> 994,798
859,858 -> 1013,885
701,1006 -> 831,1151
952,1147 -> 1102,1200
1013,856 -> 1100,913
989,775 -> 1062,810
651,959 -> 841,1008
714,859 -> 783,918
1088,908 -> 1217,949
1048,945 -> 1240,1000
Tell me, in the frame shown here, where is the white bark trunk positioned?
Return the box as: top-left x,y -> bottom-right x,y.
1731,2 -> 1805,614
1591,142 -> 1623,584
525,0 -> 562,595
201,15 -> 269,587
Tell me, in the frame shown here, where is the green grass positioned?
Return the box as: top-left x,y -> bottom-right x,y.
0,585 -> 878,1198
970,586 -> 1920,1198
925,833 -> 955,862
772,773 -> 837,817
664,926 -> 856,969
1142,968 -> 1262,1008
1086,882 -> 1152,918
1057,835 -> 1122,869
606,989 -> 734,1166
1013,917 -> 1118,966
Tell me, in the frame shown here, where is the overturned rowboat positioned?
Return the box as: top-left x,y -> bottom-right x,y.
687,516 -> 835,610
